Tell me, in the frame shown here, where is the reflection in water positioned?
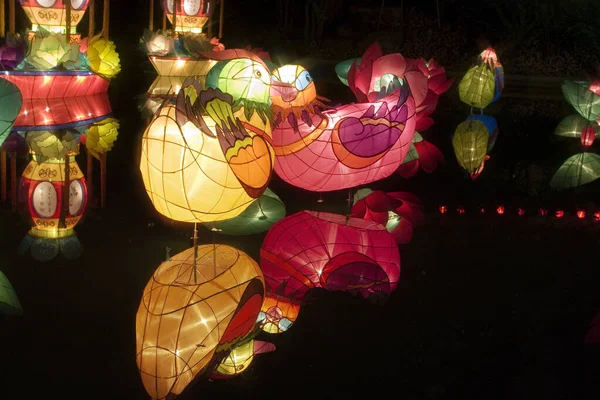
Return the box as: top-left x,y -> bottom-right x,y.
0,1 -> 121,262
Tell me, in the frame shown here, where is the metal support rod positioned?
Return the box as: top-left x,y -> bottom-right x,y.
0,0 -> 5,37
65,1 -> 71,37
172,0 -> 177,33
192,222 -> 198,284
148,0 -> 154,30
218,0 -> 224,38
0,151 -> 6,201
162,13 -> 166,30
88,0 -> 95,37
102,0 -> 109,39
10,152 -> 16,213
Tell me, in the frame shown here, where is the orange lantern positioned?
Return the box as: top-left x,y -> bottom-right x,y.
19,0 -> 90,33
555,210 -> 564,218
439,205 -> 447,214
162,0 -> 213,33
496,205 -> 505,215
593,212 -> 600,221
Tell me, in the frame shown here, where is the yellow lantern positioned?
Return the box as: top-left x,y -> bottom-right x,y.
19,0 -> 90,34
139,84 -> 274,223
136,244 -> 265,400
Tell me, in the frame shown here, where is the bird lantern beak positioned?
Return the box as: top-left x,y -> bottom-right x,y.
270,81 -> 299,102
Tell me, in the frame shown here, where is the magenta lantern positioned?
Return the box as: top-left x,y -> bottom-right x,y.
161,0 -> 213,33
19,0 -> 90,33
260,210 -> 401,302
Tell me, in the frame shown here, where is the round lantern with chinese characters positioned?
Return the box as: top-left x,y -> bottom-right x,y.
21,155 -> 87,239
19,0 -> 90,33
162,0 -> 213,33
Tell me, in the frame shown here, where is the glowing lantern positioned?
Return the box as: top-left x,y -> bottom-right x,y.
452,120 -> 489,178
480,208 -> 485,213
86,35 -> 122,79
139,81 -> 274,223
439,205 -> 447,214
396,131 -> 445,178
562,80 -> 600,122
211,339 -> 276,379
577,210 -> 586,219
269,63 -> 416,192
517,208 -> 525,216
258,296 -> 300,334
210,188 -> 286,235
496,206 -> 505,215
466,114 -> 498,152
0,79 -> 23,146
457,206 -> 465,214
0,271 -> 23,316
580,126 -> 596,148
458,63 -> 496,109
18,131 -> 87,261
136,244 -> 264,400
539,209 -> 548,217
555,210 -> 564,218
260,211 -> 400,332
550,152 -> 600,189
19,0 -> 90,33
593,212 -> 600,221
162,0 -> 212,33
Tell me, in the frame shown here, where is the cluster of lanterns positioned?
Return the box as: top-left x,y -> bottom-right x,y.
0,0 -> 121,261
453,47 -> 504,179
136,41 -> 452,399
439,204 -> 600,221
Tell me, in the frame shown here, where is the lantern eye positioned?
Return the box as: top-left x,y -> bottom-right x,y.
254,70 -> 262,79
295,70 -> 313,91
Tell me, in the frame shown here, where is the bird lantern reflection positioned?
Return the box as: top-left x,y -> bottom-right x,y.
19,0 -> 90,33
136,245 -> 265,400
162,0 -> 213,33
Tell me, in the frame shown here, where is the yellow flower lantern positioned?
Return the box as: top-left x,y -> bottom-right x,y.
136,244 -> 265,400
87,35 -> 122,79
19,0 -> 90,33
162,0 -> 213,33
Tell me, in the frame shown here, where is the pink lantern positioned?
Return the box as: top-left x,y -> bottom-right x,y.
260,210 -> 401,302
270,64 -> 416,192
580,125 -> 596,149
19,0 -> 90,33
162,0 -> 212,33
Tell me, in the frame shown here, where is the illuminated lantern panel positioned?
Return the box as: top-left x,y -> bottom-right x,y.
452,120 -> 489,178
0,271 -> 23,316
439,205 -> 447,214
577,210 -> 586,219
162,0 -> 212,33
21,157 -> 87,238
136,245 -> 264,400
458,64 -> 496,109
0,79 -> 23,146
149,57 -> 217,78
496,206 -> 505,215
580,126 -> 596,149
260,211 -> 401,305
562,80 -> 600,122
555,210 -> 564,218
1,72 -> 110,100
550,152 -> 600,189
258,295 -> 300,334
19,0 -> 90,33
210,339 -> 276,379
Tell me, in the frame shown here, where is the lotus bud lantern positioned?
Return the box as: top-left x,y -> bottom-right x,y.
162,0 -> 212,33
19,0 -> 90,34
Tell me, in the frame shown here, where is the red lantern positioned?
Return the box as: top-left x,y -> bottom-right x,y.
480,207 -> 485,213
457,206 -> 465,214
19,0 -> 90,33
496,206 -> 505,215
439,205 -> 447,214
593,212 -> 600,221
539,208 -> 548,216
581,125 -> 596,149
162,0 -> 213,33
21,155 -> 87,239
555,210 -> 564,218
577,210 -> 586,219
517,208 -> 525,216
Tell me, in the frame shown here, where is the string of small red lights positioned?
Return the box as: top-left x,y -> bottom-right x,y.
438,205 -> 600,220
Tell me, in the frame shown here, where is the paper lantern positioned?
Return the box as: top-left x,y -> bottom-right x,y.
452,120 -> 489,178
25,32 -> 80,69
0,79 -> 23,146
136,244 -> 264,400
84,117 -> 119,156
550,152 -> 600,189
86,35 -> 121,79
270,64 -> 416,192
1,71 -> 110,99
149,56 -> 217,78
396,131 -> 444,178
162,0 -> 213,33
139,83 -> 274,223
562,80 -> 600,122
210,188 -> 285,235
0,271 -> 23,316
257,295 -> 300,334
351,189 -> 424,244
458,64 -> 496,109
210,339 -> 276,379
19,0 -> 90,33
261,210 -> 401,307
466,114 -> 498,152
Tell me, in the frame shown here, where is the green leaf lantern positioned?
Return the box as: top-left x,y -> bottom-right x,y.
452,120 -> 489,174
210,188 -> 286,235
0,271 -> 23,316
562,81 -> 600,122
0,79 -> 23,146
458,64 -> 496,109
550,152 -> 600,189
335,58 -> 361,86
554,114 -> 600,138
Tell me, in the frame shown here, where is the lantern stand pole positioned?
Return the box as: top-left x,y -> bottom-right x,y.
65,0 -> 71,40
86,151 -> 93,204
10,152 -> 16,213
102,0 -> 109,39
162,13 -> 166,31
1,152 -> 6,202
8,0 -> 14,34
218,0 -> 224,38
192,222 -> 198,284
346,188 -> 353,215
210,223 -> 221,278
149,0 -> 154,30
171,0 -> 177,35
100,152 -> 106,208
88,0 -> 95,37
1,0 -> 5,37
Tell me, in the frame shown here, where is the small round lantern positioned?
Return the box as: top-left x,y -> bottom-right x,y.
162,0 -> 213,33
19,0 -> 90,33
